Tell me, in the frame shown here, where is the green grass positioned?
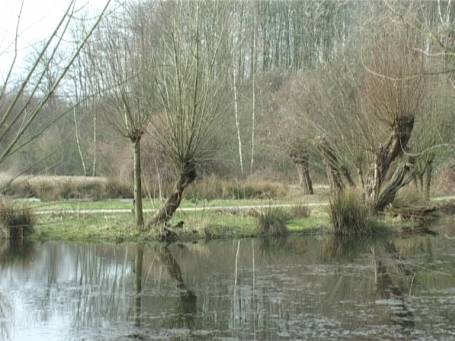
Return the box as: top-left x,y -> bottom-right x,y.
23,195 -> 432,243
31,205 -> 329,243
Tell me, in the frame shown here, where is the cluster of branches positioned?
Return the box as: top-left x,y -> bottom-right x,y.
273,1 -> 455,212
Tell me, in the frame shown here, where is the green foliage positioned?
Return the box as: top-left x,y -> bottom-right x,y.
329,190 -> 371,236
256,207 -> 291,237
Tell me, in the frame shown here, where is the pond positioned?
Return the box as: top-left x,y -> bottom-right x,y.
0,219 -> 454,340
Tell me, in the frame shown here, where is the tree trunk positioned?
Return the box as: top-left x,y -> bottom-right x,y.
149,162 -> 196,227
374,162 -> 415,212
73,107 -> 87,176
419,174 -> 424,193
365,116 -> 414,210
232,62 -> 244,175
314,136 -> 345,196
295,161 -> 313,195
92,112 -> 97,177
424,161 -> 432,202
250,12 -> 256,174
133,138 -> 144,228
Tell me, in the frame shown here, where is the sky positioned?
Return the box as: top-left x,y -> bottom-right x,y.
0,0 -> 109,80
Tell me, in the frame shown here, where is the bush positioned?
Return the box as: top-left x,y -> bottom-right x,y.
0,201 -> 35,241
256,207 -> 290,236
329,190 -> 371,236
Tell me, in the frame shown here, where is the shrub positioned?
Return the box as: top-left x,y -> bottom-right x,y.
329,190 -> 371,236
0,201 -> 35,241
256,207 -> 290,236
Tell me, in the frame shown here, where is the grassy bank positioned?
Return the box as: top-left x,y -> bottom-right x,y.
29,204 -> 425,243
31,204 -> 330,243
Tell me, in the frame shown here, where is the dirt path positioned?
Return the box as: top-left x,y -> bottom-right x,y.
34,195 -> 455,215
34,202 -> 328,215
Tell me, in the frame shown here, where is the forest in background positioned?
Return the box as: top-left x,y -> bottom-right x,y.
3,1 -> 454,179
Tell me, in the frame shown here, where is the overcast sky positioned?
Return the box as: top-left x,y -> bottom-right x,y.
0,0 -> 108,79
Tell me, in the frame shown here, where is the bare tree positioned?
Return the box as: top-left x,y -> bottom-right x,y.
0,0 -> 111,167
92,2 -> 156,228
148,0 -> 230,226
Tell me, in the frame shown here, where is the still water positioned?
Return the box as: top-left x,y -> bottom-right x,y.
0,221 -> 454,340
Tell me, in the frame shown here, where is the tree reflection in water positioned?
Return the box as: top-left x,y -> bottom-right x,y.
372,241 -> 416,339
0,239 -> 36,268
157,245 -> 197,330
134,244 -> 144,328
0,240 -> 37,341
0,292 -> 11,341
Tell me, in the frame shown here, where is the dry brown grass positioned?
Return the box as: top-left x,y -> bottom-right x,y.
184,175 -> 289,201
329,189 -> 372,236
256,207 -> 290,236
0,173 -> 291,202
0,174 -> 132,201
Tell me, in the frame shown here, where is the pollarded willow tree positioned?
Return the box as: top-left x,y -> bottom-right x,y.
359,23 -> 427,211
306,14 -> 430,212
147,0 -> 230,226
92,2 -> 157,228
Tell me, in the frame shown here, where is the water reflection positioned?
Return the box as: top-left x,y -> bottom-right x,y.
134,244 -> 144,328
0,229 -> 454,340
0,292 -> 11,341
157,245 -> 197,330
0,239 -> 36,267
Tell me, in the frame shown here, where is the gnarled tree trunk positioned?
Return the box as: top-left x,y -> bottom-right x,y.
289,143 -> 314,195
292,151 -> 314,195
365,116 -> 415,211
296,162 -> 314,195
149,161 -> 197,227
374,162 -> 415,212
314,136 -> 348,196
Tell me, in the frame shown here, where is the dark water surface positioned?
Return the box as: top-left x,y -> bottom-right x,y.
1,220 -> 454,340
